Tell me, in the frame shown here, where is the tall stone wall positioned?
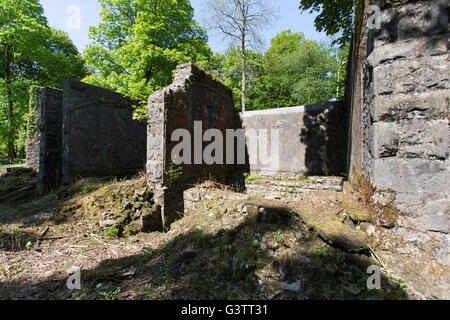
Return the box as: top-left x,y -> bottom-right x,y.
147,63 -> 237,229
26,87 -> 64,194
240,102 -> 346,178
346,0 -> 449,298
26,87 -> 43,172
62,80 -> 147,184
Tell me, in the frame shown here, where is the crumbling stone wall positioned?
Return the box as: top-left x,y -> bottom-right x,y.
26,86 -> 64,194
240,102 -> 346,177
147,63 -> 237,229
62,80 -> 146,184
346,0 -> 449,298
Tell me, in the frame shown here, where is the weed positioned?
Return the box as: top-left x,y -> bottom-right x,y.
103,227 -> 119,238
81,185 -> 96,194
141,246 -> 154,263
98,287 -> 121,300
282,187 -> 297,195
244,174 -> 262,181
145,285 -> 154,297
212,208 -> 221,219
336,252 -> 347,264
164,164 -> 183,187
274,232 -> 286,246
323,284 -> 332,300
315,247 -> 333,256
298,175 -> 309,183
70,291 -> 87,300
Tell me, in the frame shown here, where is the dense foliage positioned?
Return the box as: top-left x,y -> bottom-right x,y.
83,0 -> 212,120
0,0 -> 86,162
0,0 -> 353,161
298,0 -> 355,46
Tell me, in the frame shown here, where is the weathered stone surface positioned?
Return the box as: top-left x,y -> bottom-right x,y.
315,220 -> 368,253
240,102 -> 346,176
373,55 -> 448,96
84,179 -> 162,236
62,79 -> 146,183
371,158 -> 447,194
371,91 -> 449,122
367,37 -> 448,67
370,120 -> 448,159
26,88 -> 41,172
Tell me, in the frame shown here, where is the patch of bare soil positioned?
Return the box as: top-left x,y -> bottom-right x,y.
0,177 -> 408,300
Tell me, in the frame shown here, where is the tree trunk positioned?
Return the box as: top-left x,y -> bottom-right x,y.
336,65 -> 341,100
241,36 -> 246,113
5,45 -> 15,163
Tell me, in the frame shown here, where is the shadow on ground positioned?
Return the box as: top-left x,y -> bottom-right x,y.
0,191 -> 408,300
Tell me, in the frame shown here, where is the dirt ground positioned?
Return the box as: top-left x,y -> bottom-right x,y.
0,172 -> 409,300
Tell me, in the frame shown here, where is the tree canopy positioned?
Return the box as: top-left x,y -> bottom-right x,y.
202,30 -> 349,111
83,0 -> 212,120
298,0 -> 355,46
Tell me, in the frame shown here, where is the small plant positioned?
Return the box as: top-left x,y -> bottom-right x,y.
99,287 -> 121,300
282,187 -> 297,195
353,270 -> 370,292
315,247 -> 333,256
81,184 -> 96,194
103,226 -> 119,238
244,173 -> 262,181
298,175 -> 309,183
252,239 -> 259,247
145,285 -> 154,297
141,246 -> 154,263
395,278 -> 407,290
70,291 -> 87,300
336,252 -> 347,264
323,284 -> 332,300
47,192 -> 59,201
164,163 -> 183,187
289,210 -> 300,221
212,208 -> 221,219
274,232 -> 286,246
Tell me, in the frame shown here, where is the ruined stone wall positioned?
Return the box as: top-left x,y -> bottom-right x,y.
345,0 -> 449,298
26,87 -> 43,172
62,80 -> 147,184
26,87 -> 64,194
147,63 -> 237,229
240,102 -> 346,178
